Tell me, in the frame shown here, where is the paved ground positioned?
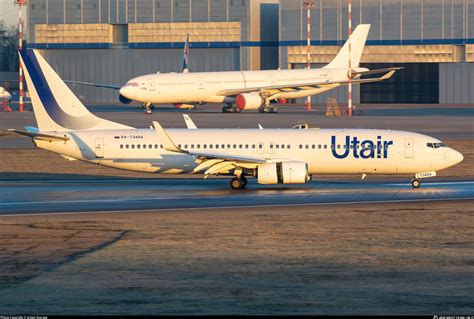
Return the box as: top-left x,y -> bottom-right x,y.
0,200 -> 473,315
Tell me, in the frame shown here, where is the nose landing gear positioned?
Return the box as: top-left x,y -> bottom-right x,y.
143,102 -> 155,114
411,179 -> 421,188
222,104 -> 242,113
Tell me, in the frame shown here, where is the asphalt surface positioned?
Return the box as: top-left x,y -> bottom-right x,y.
1,178 -> 472,215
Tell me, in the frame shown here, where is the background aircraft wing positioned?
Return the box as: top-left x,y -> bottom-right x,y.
64,80 -> 121,90
216,67 -> 402,96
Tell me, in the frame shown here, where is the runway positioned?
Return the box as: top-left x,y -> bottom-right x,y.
1,178 -> 472,215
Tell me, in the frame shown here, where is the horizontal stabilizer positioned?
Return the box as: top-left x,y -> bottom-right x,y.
352,67 -> 404,77
8,129 -> 69,141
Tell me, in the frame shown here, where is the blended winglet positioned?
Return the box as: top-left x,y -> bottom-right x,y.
152,121 -> 183,153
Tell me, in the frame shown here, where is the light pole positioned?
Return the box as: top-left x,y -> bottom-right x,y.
14,0 -> 27,112
303,1 -> 315,112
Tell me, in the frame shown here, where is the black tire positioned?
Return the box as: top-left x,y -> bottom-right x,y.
222,105 -> 229,113
258,107 -> 265,113
230,177 -> 244,190
411,179 -> 421,188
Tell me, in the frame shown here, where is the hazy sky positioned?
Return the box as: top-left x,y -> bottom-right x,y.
0,0 -> 27,28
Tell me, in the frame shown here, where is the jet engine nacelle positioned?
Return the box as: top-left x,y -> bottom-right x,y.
257,161 -> 309,184
235,93 -> 263,110
119,94 -> 132,104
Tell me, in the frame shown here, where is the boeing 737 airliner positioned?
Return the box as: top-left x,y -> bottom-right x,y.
11,49 -> 463,190
69,25 -> 401,113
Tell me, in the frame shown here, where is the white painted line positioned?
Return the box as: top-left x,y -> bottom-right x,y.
0,197 -> 472,218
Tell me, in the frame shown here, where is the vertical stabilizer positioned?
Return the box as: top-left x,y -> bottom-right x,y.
19,49 -> 131,132
324,24 -> 370,69
182,34 -> 190,73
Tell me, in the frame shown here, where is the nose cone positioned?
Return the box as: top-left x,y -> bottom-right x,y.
448,148 -> 464,167
119,86 -> 134,100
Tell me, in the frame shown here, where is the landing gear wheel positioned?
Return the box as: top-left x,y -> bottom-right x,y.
411,179 -> 421,188
222,104 -> 232,113
258,106 -> 265,113
230,177 -> 246,190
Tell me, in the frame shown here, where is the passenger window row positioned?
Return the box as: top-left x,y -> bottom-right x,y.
119,143 -> 293,150
120,143 -> 392,151
120,144 -> 163,149
298,144 -> 390,150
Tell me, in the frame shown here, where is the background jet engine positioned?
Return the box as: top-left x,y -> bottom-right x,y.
235,93 -> 263,110
119,94 -> 132,104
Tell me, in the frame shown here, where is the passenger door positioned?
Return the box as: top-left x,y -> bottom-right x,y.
404,138 -> 414,158
95,138 -> 104,158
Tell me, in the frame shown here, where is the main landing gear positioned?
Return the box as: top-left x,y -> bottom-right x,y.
411,178 -> 421,188
258,106 -> 278,113
230,176 -> 247,190
222,104 -> 242,113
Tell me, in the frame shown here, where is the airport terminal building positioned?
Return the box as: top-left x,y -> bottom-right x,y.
26,0 -> 473,104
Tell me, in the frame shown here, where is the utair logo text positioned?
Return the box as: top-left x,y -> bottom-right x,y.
331,135 -> 393,159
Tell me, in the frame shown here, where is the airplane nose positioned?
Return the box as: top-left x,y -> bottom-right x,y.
452,149 -> 464,165
119,86 -> 133,99
448,148 -> 464,166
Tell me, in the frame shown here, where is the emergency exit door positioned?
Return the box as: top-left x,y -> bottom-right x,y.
404,138 -> 414,158
95,138 -> 104,158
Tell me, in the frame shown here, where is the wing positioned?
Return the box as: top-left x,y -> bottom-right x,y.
216,67 -> 402,96
153,121 -> 269,176
64,80 -> 121,90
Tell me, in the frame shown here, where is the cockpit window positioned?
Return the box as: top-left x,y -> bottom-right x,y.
124,82 -> 139,87
427,142 -> 447,148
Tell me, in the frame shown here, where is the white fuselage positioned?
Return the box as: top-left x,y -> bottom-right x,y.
119,68 -> 348,106
34,128 -> 463,176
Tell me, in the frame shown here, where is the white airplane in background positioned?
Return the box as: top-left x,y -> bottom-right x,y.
68,25 -> 401,114
0,87 -> 11,100
11,49 -> 462,190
